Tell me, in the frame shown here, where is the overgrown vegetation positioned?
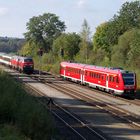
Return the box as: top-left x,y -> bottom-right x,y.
0,124 -> 29,140
0,70 -> 58,140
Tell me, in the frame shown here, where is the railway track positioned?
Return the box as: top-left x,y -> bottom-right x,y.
33,75 -> 140,129
1,66 -> 140,139
24,83 -> 109,140
32,70 -> 140,106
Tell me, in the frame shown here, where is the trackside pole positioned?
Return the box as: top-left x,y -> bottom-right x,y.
47,98 -> 54,110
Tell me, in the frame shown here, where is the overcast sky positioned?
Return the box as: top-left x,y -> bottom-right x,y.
0,0 -> 134,38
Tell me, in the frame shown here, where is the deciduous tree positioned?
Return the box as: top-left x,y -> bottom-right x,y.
53,33 -> 81,60
24,13 -> 66,52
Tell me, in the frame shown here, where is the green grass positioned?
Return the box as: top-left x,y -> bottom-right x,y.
0,124 -> 29,140
0,69 -> 58,140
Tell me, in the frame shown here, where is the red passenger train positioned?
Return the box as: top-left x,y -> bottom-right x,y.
60,61 -> 137,98
0,53 -> 34,74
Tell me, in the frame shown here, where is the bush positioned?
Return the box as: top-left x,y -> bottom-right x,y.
0,124 -> 29,140
0,70 -> 57,140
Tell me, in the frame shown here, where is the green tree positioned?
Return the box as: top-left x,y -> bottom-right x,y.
19,42 -> 38,57
111,28 -> 139,68
53,33 -> 81,60
0,37 -> 25,53
75,19 -> 92,63
93,22 -> 110,51
128,29 -> 140,68
24,13 -> 66,52
107,1 -> 140,46
93,1 -> 140,62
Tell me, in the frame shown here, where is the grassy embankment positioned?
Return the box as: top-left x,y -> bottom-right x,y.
0,69 -> 59,140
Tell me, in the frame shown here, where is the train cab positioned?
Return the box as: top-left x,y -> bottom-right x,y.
18,57 -> 34,73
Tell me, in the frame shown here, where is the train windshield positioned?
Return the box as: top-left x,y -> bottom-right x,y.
24,59 -> 33,62
122,73 -> 135,85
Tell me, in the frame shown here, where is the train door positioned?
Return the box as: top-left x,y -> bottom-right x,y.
64,66 -> 66,78
80,69 -> 85,84
106,74 -> 109,89
80,69 -> 83,84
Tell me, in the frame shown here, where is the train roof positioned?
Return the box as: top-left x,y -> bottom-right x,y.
12,55 -> 33,59
1,53 -> 13,59
84,65 -> 124,74
19,56 -> 33,60
61,61 -> 134,75
60,61 -> 86,68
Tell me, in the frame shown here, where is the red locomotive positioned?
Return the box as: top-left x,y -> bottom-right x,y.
0,53 -> 34,74
11,56 -> 34,73
60,62 -> 137,98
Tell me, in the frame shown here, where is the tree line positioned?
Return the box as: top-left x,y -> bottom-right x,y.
0,37 -> 25,53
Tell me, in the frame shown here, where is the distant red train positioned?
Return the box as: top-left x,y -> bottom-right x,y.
60,61 -> 137,98
0,53 -> 34,74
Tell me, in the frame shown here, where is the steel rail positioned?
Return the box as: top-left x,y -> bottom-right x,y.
23,82 -> 108,140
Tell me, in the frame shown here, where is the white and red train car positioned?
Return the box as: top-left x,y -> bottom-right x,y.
0,53 -> 34,74
60,62 -> 137,97
0,53 -> 12,66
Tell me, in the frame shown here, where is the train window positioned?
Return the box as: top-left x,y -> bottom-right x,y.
101,75 -> 104,80
90,72 -> 91,77
112,77 -> 114,82
109,76 -> 112,82
116,77 -> 119,83
122,73 -> 134,77
3,57 -> 10,62
24,59 -> 33,62
95,73 -> 97,78
94,73 -> 96,78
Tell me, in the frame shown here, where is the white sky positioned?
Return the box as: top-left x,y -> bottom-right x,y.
0,0 -> 134,38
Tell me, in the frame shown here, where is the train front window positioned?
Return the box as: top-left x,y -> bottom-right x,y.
122,73 -> 134,85
24,59 -> 33,62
